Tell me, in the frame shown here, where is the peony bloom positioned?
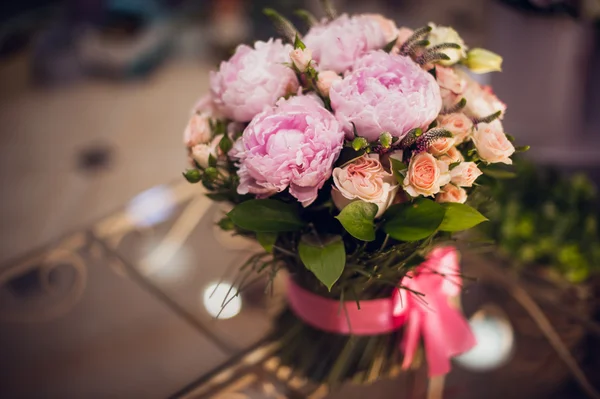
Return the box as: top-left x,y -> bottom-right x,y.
472,121 -> 515,165
317,70 -> 342,97
330,51 -> 442,142
438,146 -> 464,165
290,47 -> 313,72
437,113 -> 473,144
231,95 -> 344,206
436,67 -> 466,110
460,71 -> 507,119
303,14 -> 391,73
362,14 -> 398,42
184,113 -> 212,148
450,162 -> 482,187
436,184 -> 467,204
209,39 -> 299,122
428,137 -> 456,156
332,155 -> 399,218
428,23 -> 467,65
403,152 -> 451,197
191,134 -> 223,169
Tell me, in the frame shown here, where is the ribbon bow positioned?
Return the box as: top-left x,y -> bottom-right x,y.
393,246 -> 476,376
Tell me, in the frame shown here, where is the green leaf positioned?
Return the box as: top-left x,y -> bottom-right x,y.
335,201 -> 378,241
293,33 -> 306,50
439,203 -> 488,232
481,167 -> 517,179
228,199 -> 305,232
389,155 -> 407,185
257,232 -> 278,253
208,153 -> 217,167
219,134 -> 233,154
298,235 -> 346,291
383,198 -> 445,241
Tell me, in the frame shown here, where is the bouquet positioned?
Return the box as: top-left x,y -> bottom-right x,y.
182,1 -> 524,389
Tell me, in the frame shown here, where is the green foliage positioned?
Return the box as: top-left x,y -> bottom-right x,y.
228,199 -> 305,232
298,235 -> 346,291
439,203 -> 488,232
335,201 -> 378,241
480,160 -> 600,283
383,198 -> 445,241
257,232 -> 278,253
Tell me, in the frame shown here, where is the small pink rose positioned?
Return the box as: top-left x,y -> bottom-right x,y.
436,184 -> 467,204
472,121 -> 515,165
332,155 -> 398,218
403,152 -> 451,197
290,48 -> 313,72
437,113 -> 473,144
191,93 -> 219,117
438,146 -> 464,165
317,70 -> 342,97
190,134 -> 223,168
428,137 -> 455,156
184,113 -> 212,148
461,72 -> 507,119
450,162 -> 482,187
436,67 -> 466,110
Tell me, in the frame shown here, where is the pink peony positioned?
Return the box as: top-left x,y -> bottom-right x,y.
303,14 -> 391,73
332,155 -> 398,218
436,184 -> 467,204
472,121 -> 514,164
209,39 -> 299,122
330,51 -> 442,142
403,152 -> 451,197
231,95 -> 344,206
436,67 -> 466,110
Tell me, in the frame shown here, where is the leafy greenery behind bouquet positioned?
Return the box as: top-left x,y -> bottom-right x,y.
480,160 -> 600,283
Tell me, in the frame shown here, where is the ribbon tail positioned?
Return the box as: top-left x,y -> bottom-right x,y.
401,309 -> 421,370
423,298 -> 477,377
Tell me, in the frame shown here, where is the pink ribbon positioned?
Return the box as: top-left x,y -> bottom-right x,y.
286,246 -> 476,377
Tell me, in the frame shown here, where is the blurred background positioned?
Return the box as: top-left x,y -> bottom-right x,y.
1,0 -> 600,398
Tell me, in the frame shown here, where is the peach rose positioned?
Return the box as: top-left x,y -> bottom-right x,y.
436,184 -> 467,204
437,113 -> 473,144
363,14 -> 398,43
428,137 -> 455,156
436,67 -> 466,109
438,146 -> 464,165
472,121 -> 515,165
290,47 -> 313,72
450,162 -> 482,187
190,134 -> 223,168
184,113 -> 212,148
317,70 -> 342,97
332,155 -> 398,218
403,152 -> 451,197
461,72 -> 507,119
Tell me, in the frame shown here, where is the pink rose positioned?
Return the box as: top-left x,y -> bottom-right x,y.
436,184 -> 467,204
428,137 -> 455,156
437,113 -> 473,144
330,51 -> 441,141
403,152 -> 451,197
231,95 -> 344,206
190,134 -> 223,169
436,66 -> 466,110
210,39 -> 299,122
461,71 -> 507,119
303,14 -> 390,73
450,162 -> 482,187
332,155 -> 399,218
290,48 -> 313,72
472,121 -> 515,165
438,146 -> 464,165
191,93 -> 219,117
362,14 -> 398,43
316,70 -> 342,97
184,113 -> 212,148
